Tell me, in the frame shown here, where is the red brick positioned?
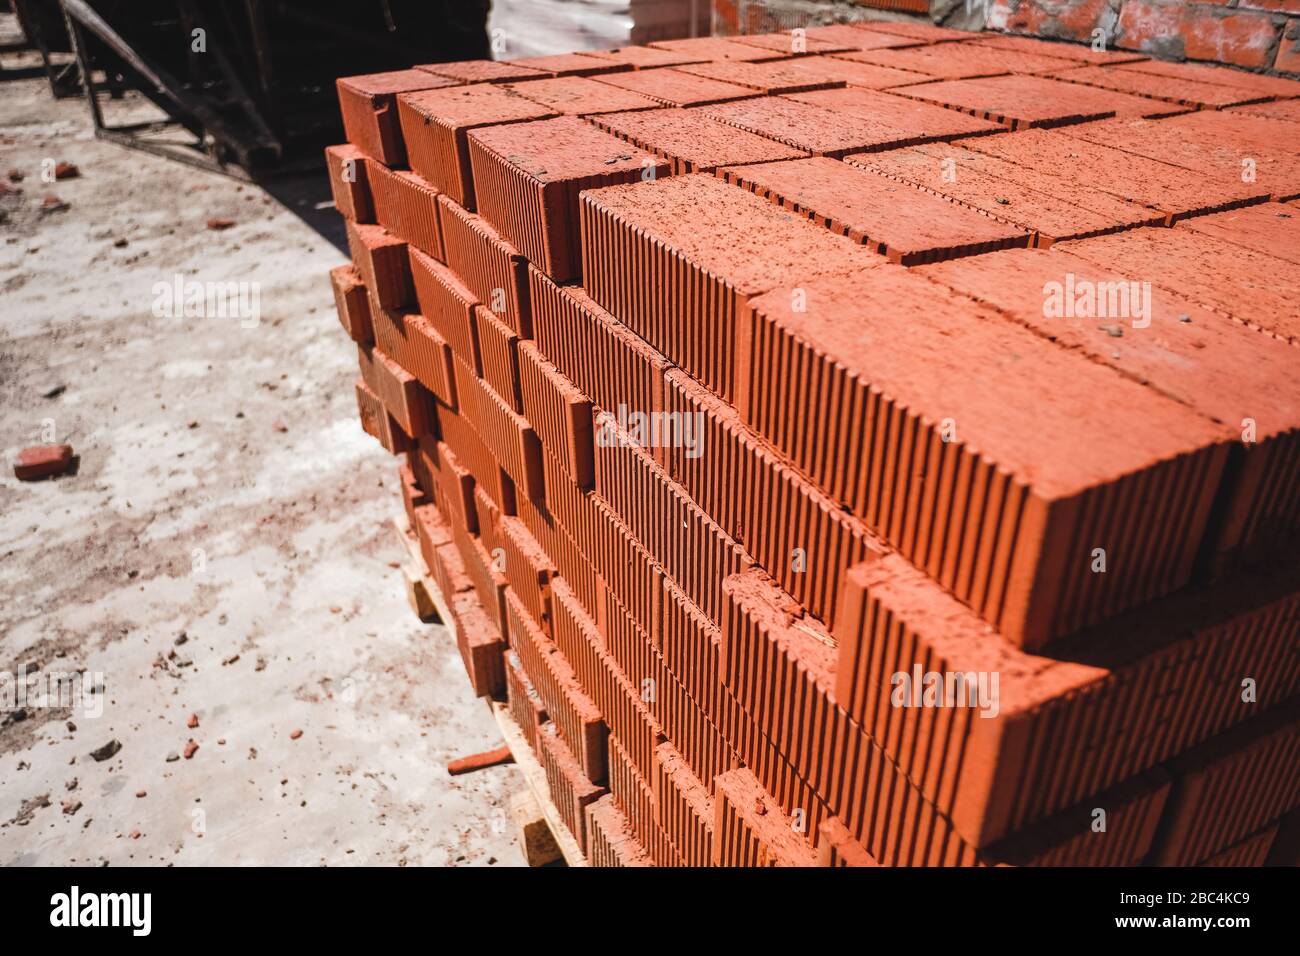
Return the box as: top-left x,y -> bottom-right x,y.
408,248 -> 481,373
506,52 -> 633,77
345,220 -> 412,311
472,305 -> 521,413
660,368 -> 882,627
508,592 -> 606,782
324,143 -> 373,223
590,107 -> 806,174
467,116 -> 666,282
832,549 -> 1300,848
398,460 -> 430,529
585,795 -> 653,866
518,342 -> 594,488
676,59 -> 844,94
730,31 -> 855,56
1059,225 -> 1300,342
365,161 -> 444,260
455,355 -> 544,502
1058,111 -> 1300,202
538,722 -> 606,853
1179,201 -> 1300,265
846,141 -> 1165,245
503,75 -> 660,116
788,86 -> 1004,144
653,742 -> 714,866
1201,825 -> 1279,867
336,69 -> 459,165
721,156 -> 1029,262
1121,57 -> 1300,97
1230,99 -> 1300,121
579,45 -> 709,70
591,67 -> 761,107
595,419 -> 749,628
437,401 -> 517,516
607,734 -> 657,849
451,521 -> 509,642
1276,17 -> 1300,72
648,35 -> 790,62
357,344 -> 434,439
412,501 -> 460,589
969,31 -> 1150,65
500,515 -> 557,633
847,42 -> 1078,78
818,816 -> 879,867
419,438 -> 477,537
1150,702 -> 1300,865
704,94 -> 991,159
850,19 -> 972,42
986,0 -> 1113,45
781,54 -> 931,90
436,195 -> 531,335
446,585 -> 508,700
396,85 -> 558,209
505,648 -> 548,754
742,265 -> 1231,649
527,267 -> 670,426
329,264 -> 373,345
1116,1 -> 1282,69
13,444 -> 73,481
965,127 -> 1270,221
579,173 -> 880,401
806,23 -> 932,50
898,73 -> 1190,129
355,377 -> 409,457
712,768 -> 816,867
417,60 -> 547,84
1054,63 -> 1272,108
372,310 -> 457,410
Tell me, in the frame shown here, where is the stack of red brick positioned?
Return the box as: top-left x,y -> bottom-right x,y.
327,22 -> 1300,867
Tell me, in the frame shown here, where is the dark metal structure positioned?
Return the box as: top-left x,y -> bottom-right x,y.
11,0 -> 490,175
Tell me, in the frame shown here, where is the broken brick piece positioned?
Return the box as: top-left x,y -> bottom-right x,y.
14,444 -> 74,481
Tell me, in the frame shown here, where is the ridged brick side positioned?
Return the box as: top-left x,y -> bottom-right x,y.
654,741 -> 714,867
658,579 -> 721,720
518,341 -> 595,488
367,161 -> 444,260
436,401 -> 517,516
473,305 -> 522,413
346,220 -> 413,311
527,267 -> 670,423
585,795 -> 653,867
743,274 -> 1230,649
1201,826 -> 1279,867
579,192 -> 739,399
451,519 -> 508,640
357,344 -> 434,439
712,768 -> 817,867
833,551 -> 1300,846
608,733 -> 657,851
592,495 -> 662,641
661,367 -> 882,626
508,591 -> 607,783
326,143 -> 373,223
331,264 -> 373,345
1151,702 -> 1300,866
437,194 -> 531,335
499,514 -> 555,635
594,421 -> 749,627
818,817 -> 879,867
409,247 -> 482,375
456,355 -> 544,501
505,648 -> 547,754
539,722 -> 606,854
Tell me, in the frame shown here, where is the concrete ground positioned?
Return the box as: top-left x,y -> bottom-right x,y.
0,41 -> 525,866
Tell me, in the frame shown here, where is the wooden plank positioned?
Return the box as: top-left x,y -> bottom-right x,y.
391,512 -> 589,867
491,700 -> 588,867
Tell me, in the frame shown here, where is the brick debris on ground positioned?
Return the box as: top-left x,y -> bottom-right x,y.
327,20 -> 1300,867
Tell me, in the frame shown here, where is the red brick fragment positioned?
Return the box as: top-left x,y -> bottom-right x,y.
14,444 -> 74,481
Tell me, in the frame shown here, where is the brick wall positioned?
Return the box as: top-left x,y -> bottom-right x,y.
713,0 -> 1300,74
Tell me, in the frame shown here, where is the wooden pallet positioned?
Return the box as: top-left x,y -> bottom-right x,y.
392,513 -> 588,867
